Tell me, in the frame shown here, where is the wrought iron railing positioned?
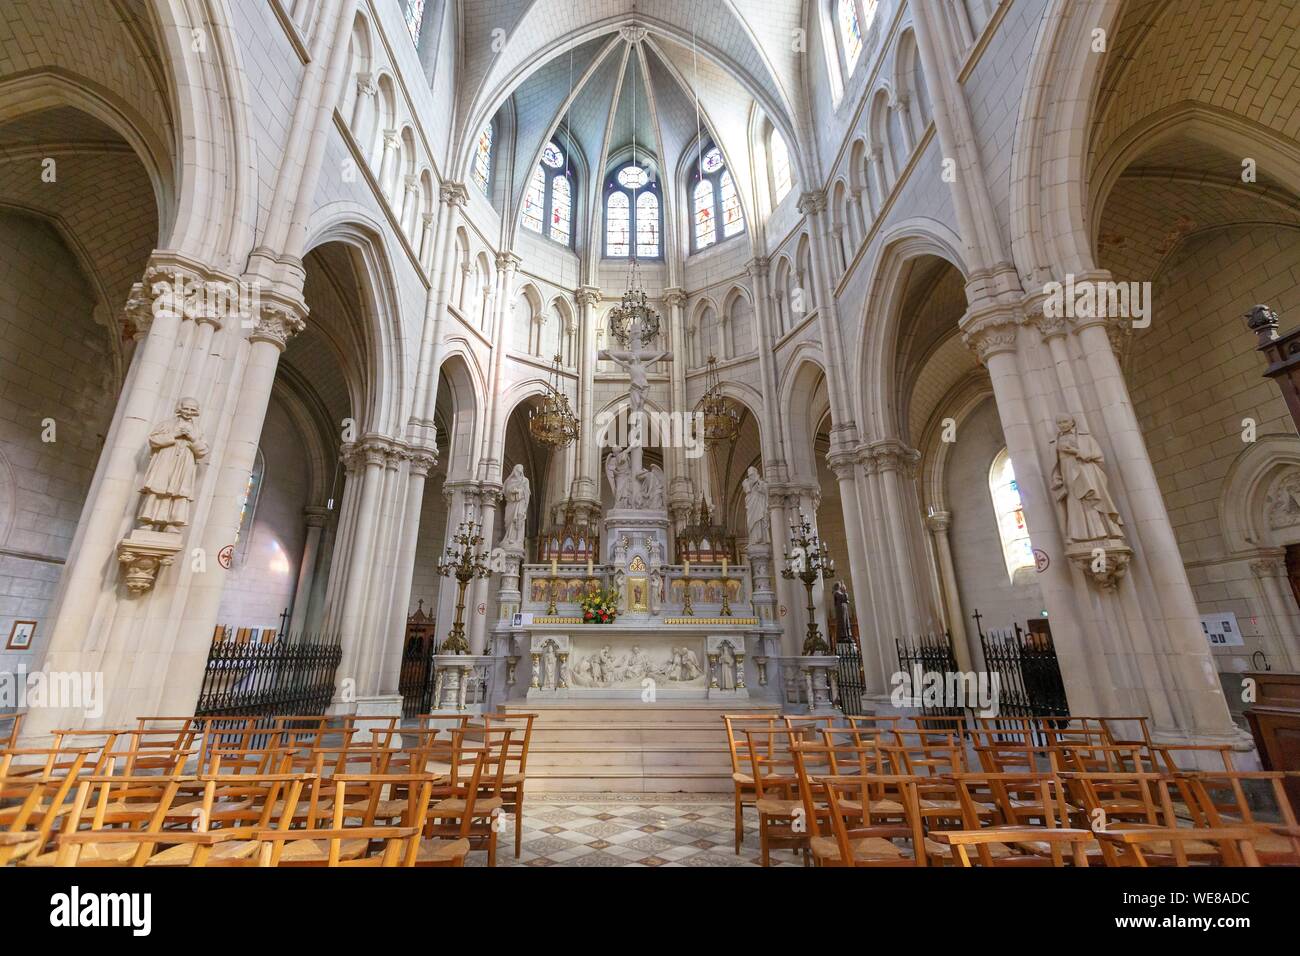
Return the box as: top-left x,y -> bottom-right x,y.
398,638 -> 436,718
894,631 -> 964,718
195,631 -> 341,718
977,621 -> 1070,722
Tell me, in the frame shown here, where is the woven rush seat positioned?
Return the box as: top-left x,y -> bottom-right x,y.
275,837 -> 371,863
145,840 -> 262,866
416,837 -> 470,864
755,797 -> 799,816
432,795 -> 502,815
811,834 -> 908,864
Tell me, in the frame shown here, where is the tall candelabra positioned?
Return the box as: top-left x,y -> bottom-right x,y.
781,511 -> 835,655
436,519 -> 491,654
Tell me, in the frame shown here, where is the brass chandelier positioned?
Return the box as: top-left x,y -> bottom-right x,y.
528,353 -> 579,448
607,281 -> 661,348
696,354 -> 740,444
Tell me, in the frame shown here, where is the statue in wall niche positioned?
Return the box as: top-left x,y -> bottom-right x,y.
499,464 -> 530,551
543,642 -> 557,690
742,467 -> 771,546
719,643 -> 736,690
137,397 -> 208,531
1050,415 -> 1125,543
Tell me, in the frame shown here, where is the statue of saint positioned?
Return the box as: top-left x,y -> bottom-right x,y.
605,447 -> 634,508
1050,415 -> 1125,543
719,643 -> 736,690
543,643 -> 557,690
499,464 -> 530,551
742,466 -> 770,546
833,581 -> 852,644
138,397 -> 209,530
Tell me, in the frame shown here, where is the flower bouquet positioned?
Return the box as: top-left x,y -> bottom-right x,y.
579,587 -> 620,624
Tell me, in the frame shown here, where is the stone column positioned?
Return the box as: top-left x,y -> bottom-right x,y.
573,285 -> 602,507
1249,555 -> 1300,672
850,187 -> 869,240
744,258 -> 789,479
926,510 -> 972,670
827,451 -> 887,693
480,253 -> 520,484
288,505 -> 331,636
663,287 -> 694,515
377,130 -> 400,200
350,72 -> 376,136
400,174 -> 420,235
468,484 -> 501,655
418,212 -> 435,271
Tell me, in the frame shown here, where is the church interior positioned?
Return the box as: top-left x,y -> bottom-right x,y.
2,0 -> 1300,885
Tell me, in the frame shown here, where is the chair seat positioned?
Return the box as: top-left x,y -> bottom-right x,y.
432,796 -> 503,816
924,837 -> 1017,860
145,839 -> 261,866
501,773 -> 525,787
342,799 -> 409,818
732,772 -> 754,786
810,835 -> 907,864
416,838 -> 471,863
277,838 -> 370,862
4,837 -> 41,861
25,841 -> 139,866
755,797 -> 800,816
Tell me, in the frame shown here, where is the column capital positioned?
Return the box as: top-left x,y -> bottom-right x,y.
825,450 -> 858,480
250,299 -> 307,351
576,285 -> 602,307
662,287 -> 687,308
926,510 -> 952,534
440,181 -> 470,207
355,72 -> 377,96
862,438 -> 921,477
960,306 -> 1021,365
303,506 -> 332,528
746,256 -> 770,278
798,190 -> 827,216
496,251 -> 521,272
1250,552 -> 1286,578
382,129 -> 401,149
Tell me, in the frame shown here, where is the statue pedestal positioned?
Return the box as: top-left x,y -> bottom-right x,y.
116,528 -> 183,595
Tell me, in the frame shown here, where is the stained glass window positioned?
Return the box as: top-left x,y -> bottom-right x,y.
404,0 -> 426,45
636,192 -> 659,258
720,171 -> 743,238
604,164 -> 661,259
989,448 -> 1035,580
471,122 -> 493,194
606,192 -> 630,257
520,140 -> 572,245
694,179 -> 716,249
550,174 -> 571,246
691,141 -> 745,251
838,0 -> 863,73
771,130 -> 792,202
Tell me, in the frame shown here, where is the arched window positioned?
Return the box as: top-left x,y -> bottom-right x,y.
691,144 -> 745,252
403,0 -> 426,44
836,0 -> 863,73
520,139 -> 574,246
770,130 -> 793,203
470,121 -> 493,194
989,448 -> 1034,581
604,162 -> 661,259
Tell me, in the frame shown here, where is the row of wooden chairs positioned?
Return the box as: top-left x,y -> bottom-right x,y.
0,710 -> 538,867
723,713 -> 1298,867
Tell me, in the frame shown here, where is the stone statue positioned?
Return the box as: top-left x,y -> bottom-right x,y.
500,464 -> 530,551
543,642 -> 557,690
606,447 -> 635,507
636,464 -> 666,509
719,642 -> 735,690
742,466 -> 770,545
599,318 -> 671,509
833,580 -> 852,644
1050,415 -> 1125,543
138,397 -> 209,530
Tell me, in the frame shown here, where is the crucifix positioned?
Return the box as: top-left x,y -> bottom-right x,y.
598,319 -> 671,482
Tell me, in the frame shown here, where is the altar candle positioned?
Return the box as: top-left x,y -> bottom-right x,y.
586,556 -> 594,576
683,560 -> 690,575
551,556 -> 558,575
722,557 -> 728,575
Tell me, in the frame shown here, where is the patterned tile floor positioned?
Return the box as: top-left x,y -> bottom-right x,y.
468,793 -> 801,867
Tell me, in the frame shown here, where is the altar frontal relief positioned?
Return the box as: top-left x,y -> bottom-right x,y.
568,640 -> 707,689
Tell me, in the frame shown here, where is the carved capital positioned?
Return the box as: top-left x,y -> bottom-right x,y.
355,73 -> 377,97
797,190 -> 827,216
825,450 -> 858,481
408,448 -> 439,477
662,287 -> 687,309
250,301 -> 306,351
440,181 -> 470,207
962,317 -> 1020,365
303,506 -> 332,528
746,257 -> 770,279
496,251 -> 521,272
575,285 -> 602,308
926,510 -> 952,534
1250,555 -> 1285,578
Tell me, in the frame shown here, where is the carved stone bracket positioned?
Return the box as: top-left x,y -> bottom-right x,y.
116,529 -> 184,595
1065,539 -> 1132,591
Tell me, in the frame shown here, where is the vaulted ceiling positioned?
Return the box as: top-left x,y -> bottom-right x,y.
454,1 -> 811,242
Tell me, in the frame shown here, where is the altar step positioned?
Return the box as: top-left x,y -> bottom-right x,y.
501,701 -> 780,793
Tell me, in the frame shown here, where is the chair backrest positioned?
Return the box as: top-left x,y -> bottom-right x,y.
0,712 -> 22,749
722,715 -> 777,777
483,712 -> 536,778
820,727 -> 889,776
743,727 -> 800,800
821,773 -> 926,866
790,741 -> 836,840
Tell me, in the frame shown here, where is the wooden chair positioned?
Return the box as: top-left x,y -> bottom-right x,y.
259,773 -> 432,867
744,727 -> 807,866
426,726 -> 512,866
0,751 -> 93,864
722,714 -> 777,853
414,746 -> 488,867
938,772 -> 1094,866
820,773 -> 926,866
1173,770 -> 1300,865
484,711 -> 536,858
0,713 -> 22,749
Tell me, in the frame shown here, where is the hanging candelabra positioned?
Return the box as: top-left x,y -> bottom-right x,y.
696,354 -> 740,444
435,519 -> 491,654
781,511 -> 836,655
528,353 -> 579,448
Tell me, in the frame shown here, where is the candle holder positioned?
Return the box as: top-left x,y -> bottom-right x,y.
546,574 -> 560,615
781,511 -> 835,655
436,519 -> 492,654
718,575 -> 733,617
680,572 -> 695,617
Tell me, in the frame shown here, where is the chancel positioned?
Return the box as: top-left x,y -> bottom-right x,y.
1,0 -> 1299,880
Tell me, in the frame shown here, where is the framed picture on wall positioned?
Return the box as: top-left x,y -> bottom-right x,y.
6,620 -> 36,650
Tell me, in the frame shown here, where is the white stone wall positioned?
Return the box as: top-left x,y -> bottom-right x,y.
0,214 -> 117,673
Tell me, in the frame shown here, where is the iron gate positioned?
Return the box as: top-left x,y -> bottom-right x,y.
195,632 -> 341,718
398,637 -> 437,718
894,631 -> 963,718
976,616 -> 1069,720
834,631 -> 866,715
